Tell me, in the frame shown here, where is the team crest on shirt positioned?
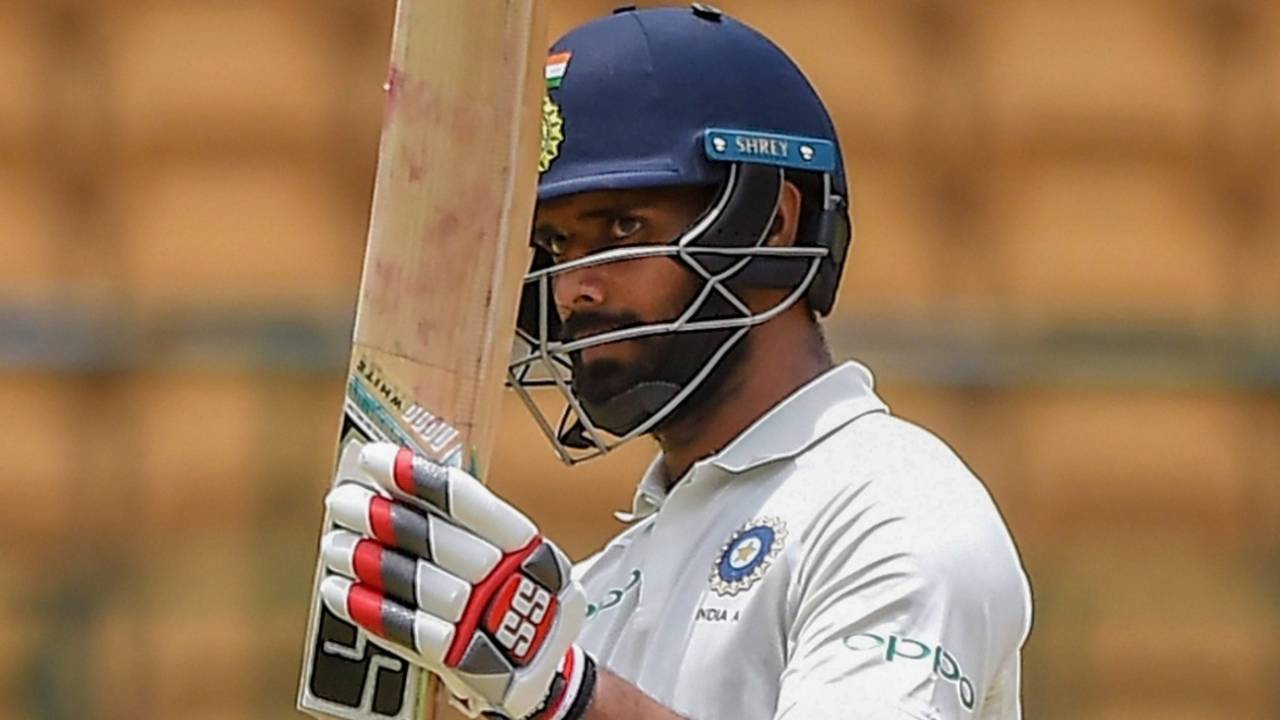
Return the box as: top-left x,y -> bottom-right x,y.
709,517 -> 788,597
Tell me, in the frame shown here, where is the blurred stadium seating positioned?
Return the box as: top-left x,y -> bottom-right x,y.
1,1 -> 1277,718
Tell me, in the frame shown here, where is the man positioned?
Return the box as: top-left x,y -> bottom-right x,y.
320,5 -> 1032,719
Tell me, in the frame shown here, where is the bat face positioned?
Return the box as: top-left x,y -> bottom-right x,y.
297,1 -> 545,717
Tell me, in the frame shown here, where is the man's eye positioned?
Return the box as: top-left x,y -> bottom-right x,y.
610,216 -> 644,239
539,234 -> 567,257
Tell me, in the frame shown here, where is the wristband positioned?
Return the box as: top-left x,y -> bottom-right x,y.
530,646 -> 596,720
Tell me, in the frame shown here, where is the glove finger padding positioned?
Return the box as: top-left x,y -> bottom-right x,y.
321,576 -> 457,666
323,529 -> 471,622
360,442 -> 538,553
327,482 -> 502,584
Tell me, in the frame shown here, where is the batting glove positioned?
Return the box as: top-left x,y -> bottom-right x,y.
319,443 -> 593,720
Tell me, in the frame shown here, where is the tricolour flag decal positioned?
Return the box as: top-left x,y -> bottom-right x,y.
546,51 -> 572,89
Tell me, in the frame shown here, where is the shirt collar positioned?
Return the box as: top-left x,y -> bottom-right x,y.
618,361 -> 888,521
616,455 -> 669,523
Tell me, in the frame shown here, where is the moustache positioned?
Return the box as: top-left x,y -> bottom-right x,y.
559,311 -> 645,342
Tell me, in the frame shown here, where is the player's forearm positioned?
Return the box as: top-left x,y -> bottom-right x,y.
585,666 -> 687,720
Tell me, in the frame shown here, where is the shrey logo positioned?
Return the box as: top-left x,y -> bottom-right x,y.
843,632 -> 978,711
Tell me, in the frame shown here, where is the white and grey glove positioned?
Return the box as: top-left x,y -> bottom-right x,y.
319,443 -> 594,720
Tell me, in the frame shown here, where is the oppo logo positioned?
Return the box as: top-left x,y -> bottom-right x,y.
585,569 -> 642,619
842,632 -> 977,711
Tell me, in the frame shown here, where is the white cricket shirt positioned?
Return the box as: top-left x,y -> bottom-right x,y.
572,362 -> 1032,719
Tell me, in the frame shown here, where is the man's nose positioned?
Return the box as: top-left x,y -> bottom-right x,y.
553,263 -> 606,319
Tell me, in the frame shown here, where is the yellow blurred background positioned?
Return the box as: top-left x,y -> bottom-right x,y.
2,0 -> 1278,718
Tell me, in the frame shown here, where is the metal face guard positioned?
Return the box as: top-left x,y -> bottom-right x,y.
508,164 -> 831,464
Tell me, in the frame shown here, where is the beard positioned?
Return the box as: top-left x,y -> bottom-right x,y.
560,291 -> 751,436
562,309 -> 672,405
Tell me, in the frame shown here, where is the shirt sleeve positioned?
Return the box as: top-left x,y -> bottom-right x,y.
772,444 -> 1029,720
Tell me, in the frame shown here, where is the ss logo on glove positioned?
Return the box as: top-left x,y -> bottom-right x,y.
488,577 -> 555,661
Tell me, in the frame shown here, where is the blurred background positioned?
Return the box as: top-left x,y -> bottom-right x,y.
1,0 -> 1278,718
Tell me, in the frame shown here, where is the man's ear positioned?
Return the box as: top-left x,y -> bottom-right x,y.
765,180 -> 803,247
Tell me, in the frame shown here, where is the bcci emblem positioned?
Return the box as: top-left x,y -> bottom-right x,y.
540,94 -> 564,173
709,517 -> 788,597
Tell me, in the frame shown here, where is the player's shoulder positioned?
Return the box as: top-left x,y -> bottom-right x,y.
789,410 -> 1020,568
796,409 -> 983,503
788,410 -> 1030,616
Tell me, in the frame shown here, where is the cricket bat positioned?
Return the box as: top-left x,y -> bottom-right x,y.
297,1 -> 546,718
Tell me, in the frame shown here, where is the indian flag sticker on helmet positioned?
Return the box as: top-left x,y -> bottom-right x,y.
545,51 -> 572,89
